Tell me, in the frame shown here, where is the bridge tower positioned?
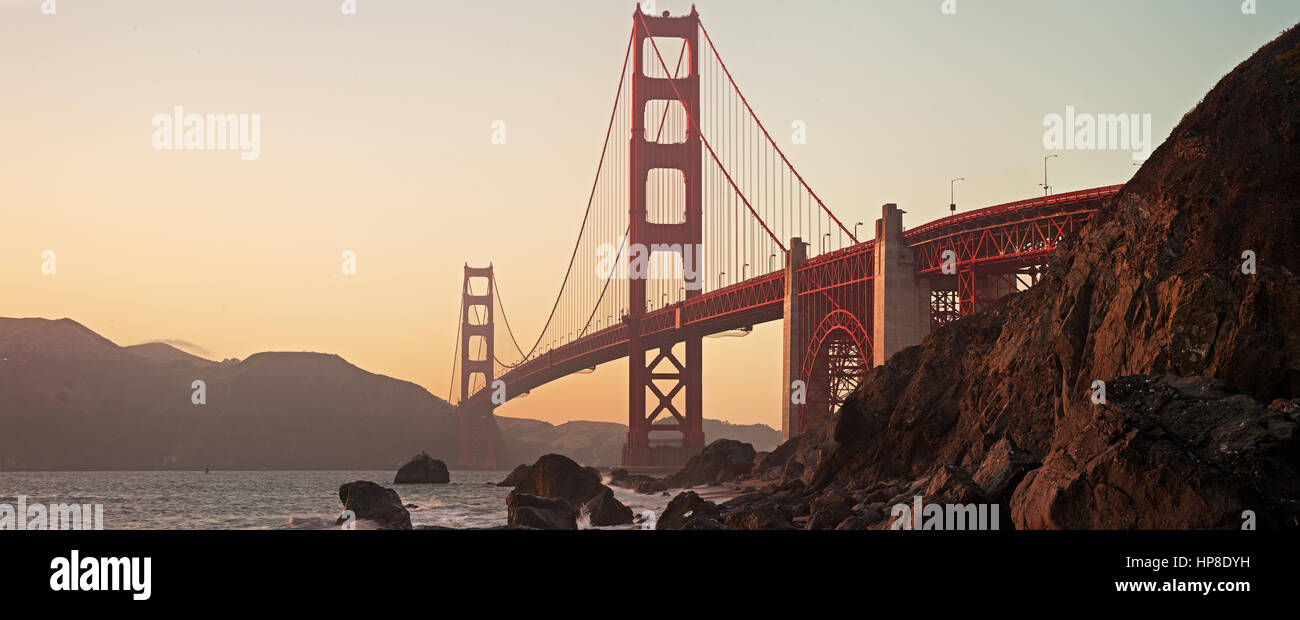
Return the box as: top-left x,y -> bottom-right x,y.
458,264 -> 501,469
623,6 -> 705,467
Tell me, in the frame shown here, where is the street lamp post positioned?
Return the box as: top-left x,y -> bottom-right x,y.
950,177 -> 965,214
1041,154 -> 1058,196
822,232 -> 831,254
854,221 -> 863,239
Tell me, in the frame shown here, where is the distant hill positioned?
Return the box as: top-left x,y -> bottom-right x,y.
124,342 -> 217,368
0,317 -> 780,471
0,317 -> 460,470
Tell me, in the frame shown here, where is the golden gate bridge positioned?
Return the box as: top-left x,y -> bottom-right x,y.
446,6 -> 1119,469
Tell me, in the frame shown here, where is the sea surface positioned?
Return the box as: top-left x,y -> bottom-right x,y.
0,470 -> 688,530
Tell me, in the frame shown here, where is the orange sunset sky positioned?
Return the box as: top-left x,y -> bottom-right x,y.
3,0 -> 1297,428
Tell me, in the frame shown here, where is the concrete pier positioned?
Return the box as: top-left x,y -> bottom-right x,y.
781,236 -> 807,442
872,204 -> 930,367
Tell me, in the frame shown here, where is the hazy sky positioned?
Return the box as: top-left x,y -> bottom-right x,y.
3,0 -> 1297,428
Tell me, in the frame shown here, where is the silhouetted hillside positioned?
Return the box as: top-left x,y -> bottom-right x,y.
0,318 -> 459,470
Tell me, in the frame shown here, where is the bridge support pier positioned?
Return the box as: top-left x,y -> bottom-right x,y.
623,336 -> 704,467
781,236 -> 807,442
873,203 -> 930,367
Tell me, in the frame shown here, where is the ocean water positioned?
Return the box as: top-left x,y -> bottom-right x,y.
0,470 -> 685,530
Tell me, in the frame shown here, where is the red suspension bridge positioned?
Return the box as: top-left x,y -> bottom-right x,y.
447,6 -> 1120,469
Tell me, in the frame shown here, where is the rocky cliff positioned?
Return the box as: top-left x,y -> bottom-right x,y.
754,24 -> 1300,529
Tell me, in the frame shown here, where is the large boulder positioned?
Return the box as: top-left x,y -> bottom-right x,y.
656,491 -> 725,530
393,452 -> 450,484
512,454 -> 605,500
336,481 -> 411,530
663,439 -> 757,487
506,492 -> 578,530
724,502 -> 796,530
510,454 -> 632,526
583,487 -> 634,526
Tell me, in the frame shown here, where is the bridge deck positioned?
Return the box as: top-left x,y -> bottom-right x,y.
464,185 -> 1123,410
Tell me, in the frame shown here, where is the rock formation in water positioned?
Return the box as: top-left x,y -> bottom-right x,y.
337,480 -> 412,530
504,454 -> 632,526
393,453 -> 451,484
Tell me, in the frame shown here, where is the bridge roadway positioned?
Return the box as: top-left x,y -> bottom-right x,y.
464,185 -> 1122,416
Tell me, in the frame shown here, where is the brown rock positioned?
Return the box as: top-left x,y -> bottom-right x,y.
509,454 -> 632,526
806,502 -> 853,530
1012,375 -> 1300,529
506,492 -> 578,530
656,491 -> 724,530
393,452 -> 450,484
336,481 -> 411,530
923,465 -> 985,503
973,438 -> 1039,503
663,439 -> 757,487
724,502 -> 795,530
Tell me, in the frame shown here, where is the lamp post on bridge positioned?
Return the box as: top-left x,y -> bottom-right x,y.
950,177 -> 965,214
1041,154 -> 1058,196
821,232 -> 831,254
743,263 -> 750,281
854,222 -> 863,239
769,253 -> 777,272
